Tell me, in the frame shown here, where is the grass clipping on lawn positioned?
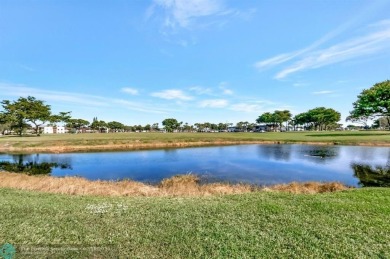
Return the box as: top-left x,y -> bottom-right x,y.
0,171 -> 348,196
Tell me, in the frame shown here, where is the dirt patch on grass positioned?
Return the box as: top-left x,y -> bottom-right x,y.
0,172 -> 349,196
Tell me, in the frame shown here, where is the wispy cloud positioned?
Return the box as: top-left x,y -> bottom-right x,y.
312,90 -> 335,95
121,87 -> 139,95
276,23 -> 390,79
255,19 -> 390,79
254,52 -> 301,70
199,99 -> 228,108
254,16 -> 358,70
17,64 -> 36,72
151,0 -> 228,28
189,86 -> 213,95
229,99 -> 291,113
189,83 -> 233,96
0,83 -> 167,114
222,88 -> 233,95
0,83 -> 109,107
112,99 -> 166,114
151,89 -> 193,100
230,103 -> 262,113
218,81 -> 233,95
293,82 -> 308,87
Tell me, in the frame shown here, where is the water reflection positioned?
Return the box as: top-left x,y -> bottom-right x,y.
256,145 -> 340,164
0,161 -> 71,175
0,154 -> 71,175
351,163 -> 390,187
0,145 -> 389,187
256,145 -> 292,161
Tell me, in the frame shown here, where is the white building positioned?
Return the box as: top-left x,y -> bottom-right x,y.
43,126 -> 53,134
43,126 -> 66,134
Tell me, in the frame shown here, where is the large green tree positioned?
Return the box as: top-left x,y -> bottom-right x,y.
274,110 -> 292,130
1,96 -> 52,136
0,113 -> 12,135
66,119 -> 90,132
107,121 -> 125,132
162,118 -> 181,132
349,80 -> 390,127
91,118 -> 108,133
50,111 -> 72,126
256,110 -> 292,131
293,112 -> 311,130
306,107 -> 341,131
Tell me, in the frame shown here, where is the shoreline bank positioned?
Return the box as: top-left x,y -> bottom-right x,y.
0,171 -> 348,196
2,140 -> 390,153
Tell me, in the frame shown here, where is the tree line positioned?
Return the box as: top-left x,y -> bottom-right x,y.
1,80 -> 389,135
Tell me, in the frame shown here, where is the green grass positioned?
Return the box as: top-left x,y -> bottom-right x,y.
1,131 -> 390,152
1,187 -> 389,258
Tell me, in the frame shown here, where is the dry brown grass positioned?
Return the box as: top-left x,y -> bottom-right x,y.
0,171 -> 159,196
268,181 -> 348,194
0,171 -> 349,197
159,174 -> 256,196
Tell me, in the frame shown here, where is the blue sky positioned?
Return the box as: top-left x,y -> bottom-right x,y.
1,0 -> 389,126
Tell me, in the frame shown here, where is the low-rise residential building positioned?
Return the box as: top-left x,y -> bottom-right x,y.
43,126 -> 66,134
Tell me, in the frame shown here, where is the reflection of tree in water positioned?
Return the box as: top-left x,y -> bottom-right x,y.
257,145 -> 292,161
307,149 -> 337,158
301,146 -> 339,164
12,154 -> 36,165
351,163 -> 390,187
0,154 -> 72,175
1,154 -> 71,175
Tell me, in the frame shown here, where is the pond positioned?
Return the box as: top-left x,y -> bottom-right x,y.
1,144 -> 390,187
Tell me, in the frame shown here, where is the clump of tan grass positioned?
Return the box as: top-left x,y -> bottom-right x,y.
0,172 -> 349,197
159,174 -> 255,196
268,181 -> 348,194
0,171 -> 159,196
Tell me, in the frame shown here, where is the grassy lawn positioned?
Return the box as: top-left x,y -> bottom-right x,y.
1,131 -> 390,152
1,187 -> 389,258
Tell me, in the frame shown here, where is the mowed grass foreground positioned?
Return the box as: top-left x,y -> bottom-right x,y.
1,131 -> 390,152
0,188 -> 389,258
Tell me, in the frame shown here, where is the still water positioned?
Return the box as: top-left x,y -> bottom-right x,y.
1,144 -> 389,187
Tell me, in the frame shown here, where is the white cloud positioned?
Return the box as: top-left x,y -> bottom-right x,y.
189,86 -> 213,95
312,90 -> 335,95
0,82 -> 166,114
275,24 -> 390,79
121,87 -> 139,95
218,81 -> 233,95
254,18 -> 355,70
152,0 -> 228,28
18,64 -> 36,72
199,99 -> 228,108
254,52 -> 301,70
230,103 -> 262,113
113,99 -> 166,114
151,89 -> 193,100
293,82 -> 308,87
222,88 -> 233,95
255,19 -> 390,79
